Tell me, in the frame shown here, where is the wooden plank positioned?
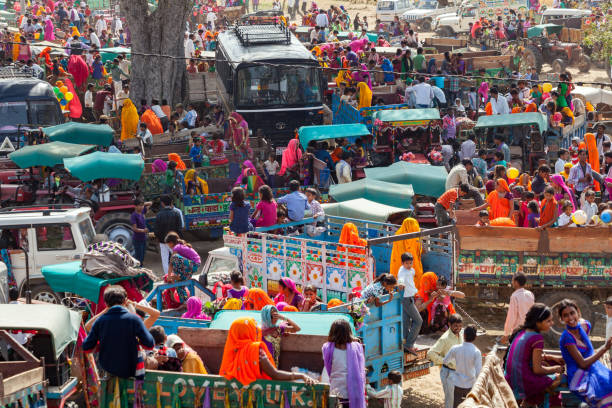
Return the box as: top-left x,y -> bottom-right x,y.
548,228 -> 612,253
0,362 -> 40,380
424,37 -> 467,47
1,367 -> 44,397
457,225 -> 540,251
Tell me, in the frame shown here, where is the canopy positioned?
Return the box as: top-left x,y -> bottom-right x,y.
44,122 -> 114,146
330,179 -> 414,208
365,161 -> 448,197
526,24 -> 563,38
322,198 -> 413,223
373,108 -> 441,123
573,86 -> 612,107
41,261 -> 135,304
474,112 -> 548,134
0,304 -> 80,359
8,142 -> 95,168
63,151 -> 145,181
210,310 -> 355,336
99,46 -> 131,63
298,124 -> 370,148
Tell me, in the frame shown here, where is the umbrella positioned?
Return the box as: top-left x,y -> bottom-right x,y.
8,142 -> 95,169
44,122 -> 114,147
63,151 -> 144,181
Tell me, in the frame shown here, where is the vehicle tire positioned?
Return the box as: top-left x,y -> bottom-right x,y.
578,55 -> 591,73
420,19 -> 432,32
437,26 -> 454,37
30,283 -> 61,304
520,45 -> 543,74
95,212 -> 135,253
551,58 -> 567,73
538,290 -> 595,345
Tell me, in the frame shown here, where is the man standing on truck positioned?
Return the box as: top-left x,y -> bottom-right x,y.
427,314 -> 463,408
435,184 -> 469,226
155,195 -> 183,275
500,273 -> 534,344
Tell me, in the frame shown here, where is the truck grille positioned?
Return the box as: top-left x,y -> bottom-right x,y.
404,14 -> 419,20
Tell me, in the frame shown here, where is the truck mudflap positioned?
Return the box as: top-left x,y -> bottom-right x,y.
99,372 -> 335,408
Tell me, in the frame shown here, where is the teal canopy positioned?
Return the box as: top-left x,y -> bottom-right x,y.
527,24 -> 563,38
99,46 -> 131,63
298,124 -> 370,148
373,108 -> 440,123
41,261 -> 135,304
0,304 -> 81,359
210,310 -> 355,336
474,112 -> 548,134
44,122 -> 115,146
322,198 -> 413,223
8,142 -> 95,168
64,151 -> 144,181
365,161 -> 448,197
330,179 -> 414,208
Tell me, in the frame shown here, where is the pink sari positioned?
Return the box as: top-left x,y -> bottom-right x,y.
278,138 -> 302,176
229,112 -> 250,159
44,19 -> 55,41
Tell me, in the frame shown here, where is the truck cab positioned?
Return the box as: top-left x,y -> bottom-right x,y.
401,0 -> 457,31
434,2 -> 477,36
0,207 -> 96,303
376,0 -> 414,23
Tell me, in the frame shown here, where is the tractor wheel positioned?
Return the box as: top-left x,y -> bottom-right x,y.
538,290 -> 595,346
519,45 -> 543,74
95,212 -> 135,253
578,55 -> 591,73
420,19 -> 432,32
551,58 -> 567,73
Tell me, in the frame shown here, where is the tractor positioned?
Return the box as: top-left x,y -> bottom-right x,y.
517,24 -> 591,74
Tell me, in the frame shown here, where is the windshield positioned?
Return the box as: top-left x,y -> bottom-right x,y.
0,100 -> 60,130
236,64 -> 322,108
416,0 -> 438,8
78,219 -> 95,247
377,1 -> 396,10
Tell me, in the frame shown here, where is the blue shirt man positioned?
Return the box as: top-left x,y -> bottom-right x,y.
83,286 -> 154,378
189,141 -> 203,167
277,180 -> 310,221
182,105 -> 198,129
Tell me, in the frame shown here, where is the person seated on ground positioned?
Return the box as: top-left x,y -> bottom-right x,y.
274,277 -> 304,309
260,305 -> 301,367
219,317 -> 316,385
299,284 -> 322,311
162,232 -> 201,308
166,334 -> 208,374
504,303 -> 564,407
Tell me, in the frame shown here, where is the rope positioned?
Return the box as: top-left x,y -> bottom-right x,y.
454,301 -> 488,334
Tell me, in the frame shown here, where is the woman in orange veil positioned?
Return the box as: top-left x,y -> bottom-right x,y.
584,133 -> 600,191
486,179 -> 512,220
168,153 -> 187,170
415,272 -> 455,325
389,218 -> 424,288
244,288 -> 275,311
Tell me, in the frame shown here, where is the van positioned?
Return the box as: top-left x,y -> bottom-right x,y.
376,0 -> 414,23
540,8 -> 591,24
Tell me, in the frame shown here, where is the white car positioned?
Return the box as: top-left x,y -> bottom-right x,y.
402,0 -> 458,31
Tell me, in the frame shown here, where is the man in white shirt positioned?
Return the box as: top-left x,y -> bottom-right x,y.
315,10 -> 329,28
397,253 -> 422,354
490,87 -> 510,115
431,82 -> 447,107
445,160 -> 473,191
206,10 -> 217,31
84,83 -> 95,122
428,314 -> 463,408
184,32 -> 195,62
595,123 -> 611,155
114,84 -> 129,111
138,123 -> 153,146
554,149 -> 570,174
500,273 -> 534,344
113,16 -> 123,36
459,134 -> 476,160
336,152 -> 352,184
89,28 -> 101,48
413,80 -> 434,108
310,26 -> 319,43
95,15 -> 107,37
443,326 -> 482,408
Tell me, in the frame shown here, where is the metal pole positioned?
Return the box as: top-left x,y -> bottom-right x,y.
19,247 -> 31,304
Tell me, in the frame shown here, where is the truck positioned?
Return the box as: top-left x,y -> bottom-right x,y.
434,0 -> 528,37
401,0 -> 459,32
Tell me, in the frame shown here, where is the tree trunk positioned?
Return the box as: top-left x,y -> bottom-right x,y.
120,0 -> 193,109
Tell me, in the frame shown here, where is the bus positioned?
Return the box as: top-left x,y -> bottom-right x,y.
215,24 -> 325,148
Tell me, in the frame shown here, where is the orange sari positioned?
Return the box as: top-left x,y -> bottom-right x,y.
538,197 -> 557,226
416,272 -> 455,323
168,153 -> 187,170
389,218 -> 424,288
486,179 -> 511,220
141,109 -> 164,135
219,317 -> 274,385
585,133 -> 600,191
244,288 -> 275,311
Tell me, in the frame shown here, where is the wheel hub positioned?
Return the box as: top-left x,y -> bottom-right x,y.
34,291 -> 59,304
106,224 -> 134,252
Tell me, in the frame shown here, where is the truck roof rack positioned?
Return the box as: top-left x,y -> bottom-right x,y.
234,24 -> 291,46
0,205 -> 73,216
0,66 -> 34,79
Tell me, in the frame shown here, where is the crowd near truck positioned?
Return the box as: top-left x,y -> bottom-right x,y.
434,0 -> 528,37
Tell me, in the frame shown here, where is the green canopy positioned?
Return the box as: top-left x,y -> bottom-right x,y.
330,179 -> 414,208
99,46 -> 131,63
527,24 -> 563,38
373,108 -> 440,123
365,161 -> 448,198
44,122 -> 115,147
0,304 -> 80,359
41,261 -> 135,304
298,124 -> 370,148
8,142 -> 95,169
211,310 -> 355,336
63,151 -> 144,181
322,198 -> 413,223
474,112 -> 548,134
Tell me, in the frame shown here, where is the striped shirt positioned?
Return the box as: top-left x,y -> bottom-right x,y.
366,383 -> 403,408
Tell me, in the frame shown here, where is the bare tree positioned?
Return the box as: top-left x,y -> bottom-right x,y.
120,0 -> 193,107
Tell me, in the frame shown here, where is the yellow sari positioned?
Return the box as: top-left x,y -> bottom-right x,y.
120,99 -> 139,141
185,169 -> 209,195
389,218 -> 424,288
357,82 -> 372,110
335,70 -> 351,88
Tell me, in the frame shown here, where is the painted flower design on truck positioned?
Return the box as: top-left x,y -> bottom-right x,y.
267,259 -> 283,280
307,264 -> 324,286
327,268 -> 346,291
286,262 -> 302,282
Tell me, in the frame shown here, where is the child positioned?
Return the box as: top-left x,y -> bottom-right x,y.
305,187 -> 325,224
557,199 -> 575,228
189,138 -> 204,168
361,273 -> 397,307
366,370 -> 403,408
164,233 -> 201,306
519,191 -> 535,227
580,189 -> 598,225
227,270 -> 248,300
527,200 -> 540,228
443,326 -> 482,407
251,185 -> 277,228
229,187 -> 251,235
264,152 -> 280,187
164,160 -> 177,194
476,210 -> 489,227
261,305 -> 301,366
397,253 -> 422,354
430,276 -> 465,333
322,319 -> 366,408
605,296 -> 612,359
299,284 -> 322,311
537,187 -> 558,229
